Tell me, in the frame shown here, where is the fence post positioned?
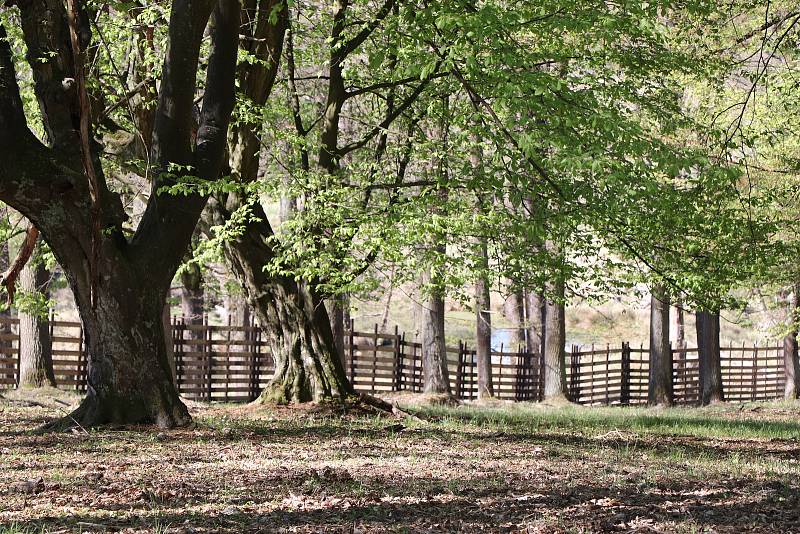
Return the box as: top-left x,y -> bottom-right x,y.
621,342 -> 631,405
253,317 -> 263,401
538,349 -> 545,401
569,346 -> 580,403
455,341 -> 464,399
393,325 -> 402,391
751,342 -> 758,402
371,324 -> 378,393
348,318 -> 355,384
78,322 -> 85,392
205,314 -> 213,402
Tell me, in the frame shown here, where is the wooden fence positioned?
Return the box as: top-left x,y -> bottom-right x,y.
0,316 -> 789,405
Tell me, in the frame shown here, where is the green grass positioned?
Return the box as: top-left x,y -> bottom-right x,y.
410,400 -> 800,440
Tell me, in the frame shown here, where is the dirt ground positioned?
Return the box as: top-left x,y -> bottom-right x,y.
1,391 -> 800,533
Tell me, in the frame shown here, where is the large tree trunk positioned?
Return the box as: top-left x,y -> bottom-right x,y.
17,243 -> 56,388
418,266 -> 451,395
647,284 -> 672,406
503,290 -> 526,350
210,200 -> 351,404
784,285 -> 800,400
543,279 -> 567,401
0,0 -> 239,429
49,265 -> 191,429
696,309 -> 723,405
475,239 -> 493,399
526,290 -> 545,356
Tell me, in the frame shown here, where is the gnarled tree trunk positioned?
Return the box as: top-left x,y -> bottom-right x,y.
647,284 -> 672,406
696,309 -> 723,405
0,0 -> 240,428
211,200 -> 351,404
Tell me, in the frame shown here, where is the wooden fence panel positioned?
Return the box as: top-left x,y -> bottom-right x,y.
0,315 -> 790,406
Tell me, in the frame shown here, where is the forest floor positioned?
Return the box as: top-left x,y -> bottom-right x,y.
1,391 -> 800,533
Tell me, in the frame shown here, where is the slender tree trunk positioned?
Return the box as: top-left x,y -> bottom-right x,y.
475,238 -> 493,399
783,285 -> 800,399
526,290 -> 546,356
647,284 -> 672,406
696,309 -> 723,405
504,290 -> 526,349
418,265 -> 451,395
17,243 -> 55,388
543,278 -> 567,400
673,297 -> 686,350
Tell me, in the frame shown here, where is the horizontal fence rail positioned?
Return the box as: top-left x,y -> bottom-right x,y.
0,315 -> 789,405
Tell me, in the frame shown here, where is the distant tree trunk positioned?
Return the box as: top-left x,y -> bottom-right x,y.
673,296 -> 686,350
696,309 -> 723,405
418,265 -> 451,395
783,285 -> 800,400
543,278 -> 567,400
648,284 -> 672,406
475,238 -> 493,399
504,290 -> 525,350
180,263 -> 204,334
526,290 -> 545,355
17,243 -> 55,388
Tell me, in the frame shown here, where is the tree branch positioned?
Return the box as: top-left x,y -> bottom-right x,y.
339,69 -> 438,157
1,224 -> 39,305
339,0 -> 397,58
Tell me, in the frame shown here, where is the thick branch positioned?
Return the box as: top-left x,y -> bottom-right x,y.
131,0 -> 230,277
0,25 -> 29,143
1,224 -> 39,304
65,0 -> 102,307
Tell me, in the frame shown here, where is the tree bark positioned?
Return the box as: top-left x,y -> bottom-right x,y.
673,296 -> 686,350
180,262 -> 204,335
162,302 -> 177,386
17,243 -> 56,388
525,290 -> 546,356
209,200 -> 352,404
543,279 -> 567,400
696,309 -> 723,405
475,238 -> 493,399
418,266 -> 451,395
504,290 -> 526,350
783,285 -> 800,400
208,0 -> 349,404
647,284 -> 672,406
331,294 -> 348,367
0,0 -> 239,428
